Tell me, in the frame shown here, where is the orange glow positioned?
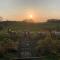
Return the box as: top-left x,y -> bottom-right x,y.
5,9 -> 49,22
29,14 -> 33,19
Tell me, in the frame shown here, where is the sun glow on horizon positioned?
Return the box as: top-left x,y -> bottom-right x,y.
29,14 -> 33,19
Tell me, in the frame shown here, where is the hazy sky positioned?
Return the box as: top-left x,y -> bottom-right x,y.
0,0 -> 60,22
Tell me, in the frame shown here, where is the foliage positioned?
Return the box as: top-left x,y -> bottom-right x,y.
0,21 -> 60,59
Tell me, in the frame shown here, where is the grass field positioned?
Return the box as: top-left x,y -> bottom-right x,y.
0,21 -> 60,60
0,21 -> 60,32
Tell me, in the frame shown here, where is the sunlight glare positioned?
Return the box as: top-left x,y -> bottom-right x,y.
29,14 -> 33,19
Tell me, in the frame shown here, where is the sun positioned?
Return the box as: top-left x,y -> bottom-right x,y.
29,14 -> 33,19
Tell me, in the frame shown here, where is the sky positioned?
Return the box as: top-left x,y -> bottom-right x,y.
0,0 -> 60,22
